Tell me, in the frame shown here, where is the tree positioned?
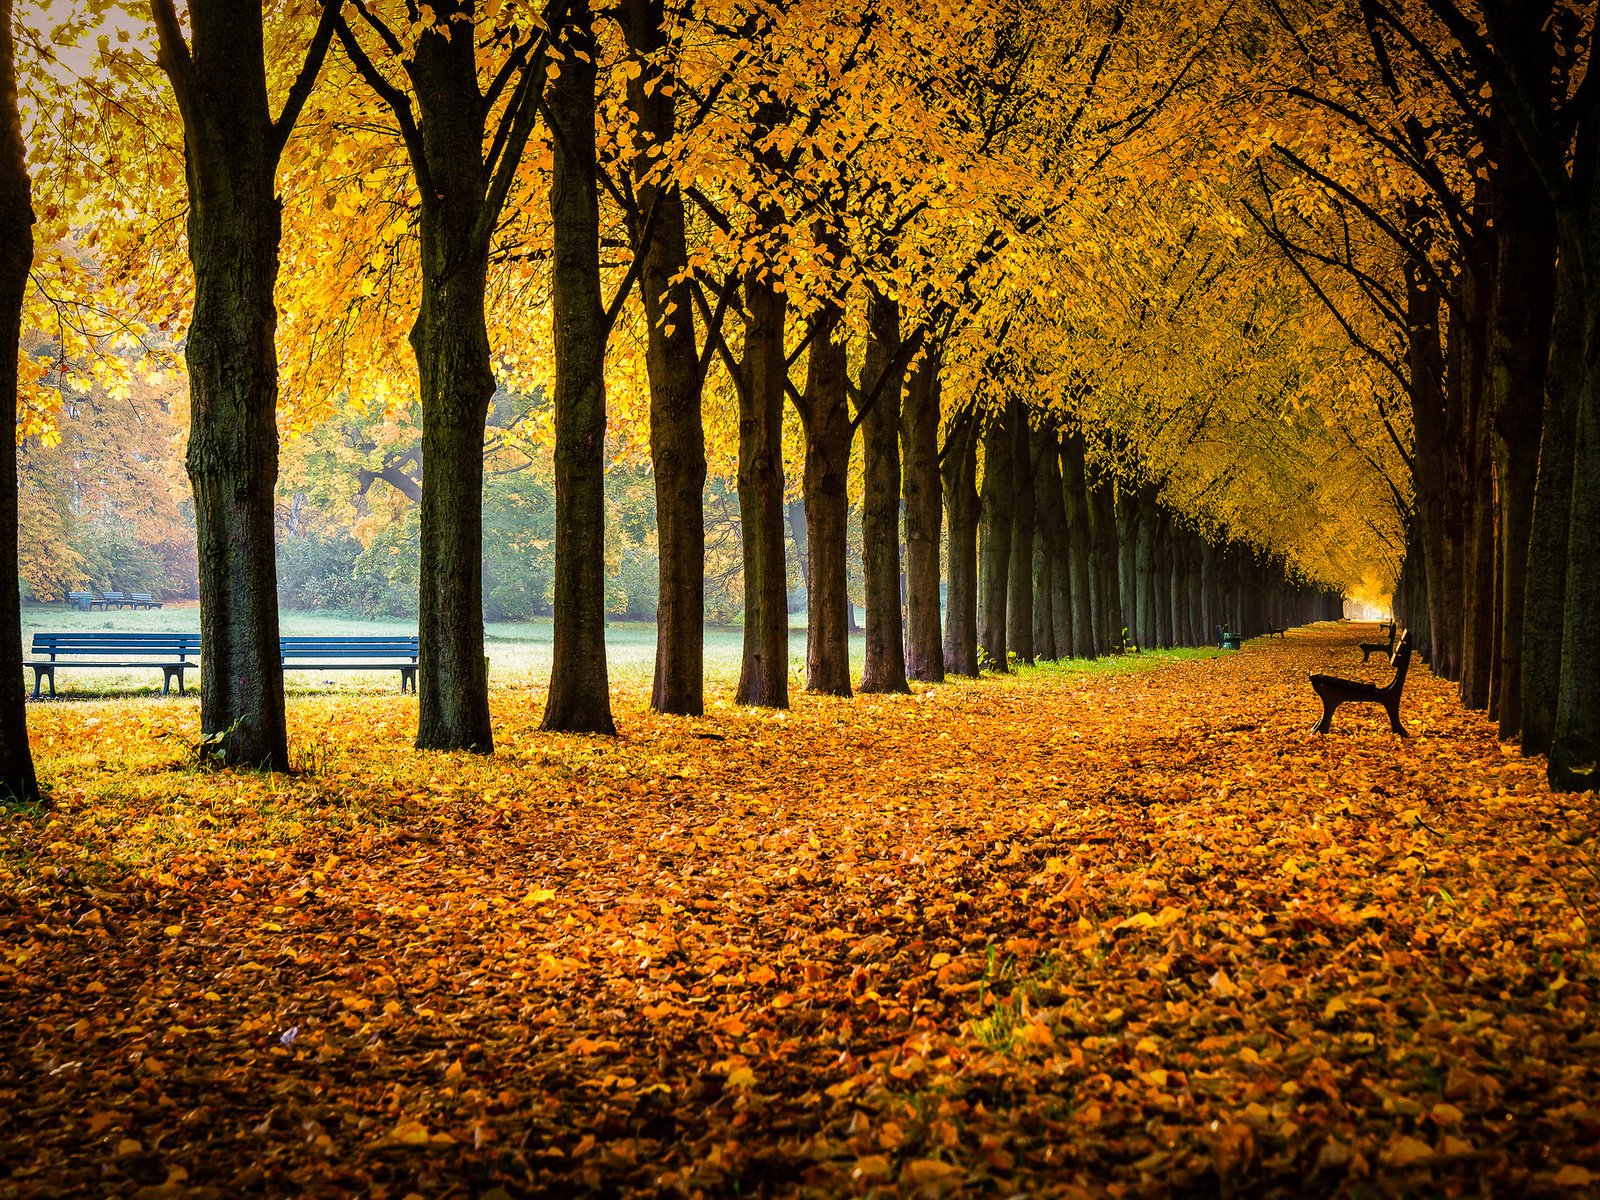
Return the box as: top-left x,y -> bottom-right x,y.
622,0 -> 708,717
1,0 -> 36,802
541,0 -> 616,735
150,0 -> 337,770
333,0 -> 563,751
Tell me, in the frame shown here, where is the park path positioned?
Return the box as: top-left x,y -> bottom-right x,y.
3,623 -> 1595,1197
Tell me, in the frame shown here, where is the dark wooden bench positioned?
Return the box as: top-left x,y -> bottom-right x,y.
24,632 -> 200,698
127,592 -> 164,610
1359,622 -> 1396,663
1311,631 -> 1412,736
1266,626 -> 1287,638
1215,624 -> 1242,650
65,591 -> 105,612
279,637 -> 419,693
99,590 -> 130,609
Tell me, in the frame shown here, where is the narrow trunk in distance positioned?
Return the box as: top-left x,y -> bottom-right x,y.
901,351 -> 944,681
942,409 -> 981,676
1006,398 -> 1035,665
735,269 -> 790,708
858,290 -> 909,693
978,410 -> 1012,671
797,304 -> 852,696
1060,431 -> 1095,658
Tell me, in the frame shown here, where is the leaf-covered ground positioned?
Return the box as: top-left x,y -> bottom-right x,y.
2,623 -> 1596,1198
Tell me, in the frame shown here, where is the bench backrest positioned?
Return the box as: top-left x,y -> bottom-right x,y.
279,636 -> 419,661
32,632 -> 200,658
129,593 -> 154,602
1384,632 -> 1413,693
66,591 -> 92,601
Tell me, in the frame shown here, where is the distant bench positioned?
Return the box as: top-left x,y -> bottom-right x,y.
280,637 -> 418,693
1359,623 -> 1396,662
25,632 -> 199,698
25,633 -> 419,697
64,591 -> 163,611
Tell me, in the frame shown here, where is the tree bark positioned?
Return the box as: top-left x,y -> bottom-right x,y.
735,268 -> 790,708
0,0 -> 37,801
941,408 -> 981,677
541,0 -> 615,735
1117,486 -> 1140,651
1134,489 -> 1159,651
1006,398 -> 1035,665
624,0 -> 705,717
1455,261 -> 1496,711
1521,255 -> 1580,754
978,410 -> 1012,671
1087,460 -> 1120,655
1059,431 -> 1095,658
858,290 -> 909,693
156,1 -> 299,769
901,351 -> 944,681
1032,427 -> 1062,662
796,304 -> 852,696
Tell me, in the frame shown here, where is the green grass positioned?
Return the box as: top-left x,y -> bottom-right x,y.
18,601 -> 1218,698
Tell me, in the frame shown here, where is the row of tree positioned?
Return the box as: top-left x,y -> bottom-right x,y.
1241,1 -> 1597,791
14,0 -> 1585,801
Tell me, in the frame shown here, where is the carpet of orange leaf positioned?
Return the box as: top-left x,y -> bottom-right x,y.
2,622 -> 1597,1198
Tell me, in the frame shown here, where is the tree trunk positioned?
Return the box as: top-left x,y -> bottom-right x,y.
1059,431 -> 1095,658
1455,258 -> 1496,711
1087,462 -> 1120,655
1549,222 -> 1600,791
941,409 -> 981,677
978,410 -> 1012,671
1406,258 -> 1460,679
1483,125 -> 1555,738
1006,398 -> 1035,665
735,269 -> 790,708
0,2 -> 37,802
901,351 -> 944,681
1033,427 -> 1063,662
1522,255 -> 1580,753
1117,486 -> 1139,651
541,0 -> 615,735
159,4 -> 290,769
797,304 -> 851,696
1134,490 -> 1158,651
625,0 -> 705,717
858,290 -> 909,693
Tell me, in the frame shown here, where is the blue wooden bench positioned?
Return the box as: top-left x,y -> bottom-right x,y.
127,592 -> 164,610
1214,624 -> 1242,650
65,590 -> 105,612
279,637 -> 418,693
25,632 -> 200,698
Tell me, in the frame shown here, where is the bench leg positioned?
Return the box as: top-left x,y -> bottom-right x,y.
1312,692 -> 1337,734
401,666 -> 416,694
176,667 -> 186,696
31,667 -> 47,700
1384,697 -> 1408,737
